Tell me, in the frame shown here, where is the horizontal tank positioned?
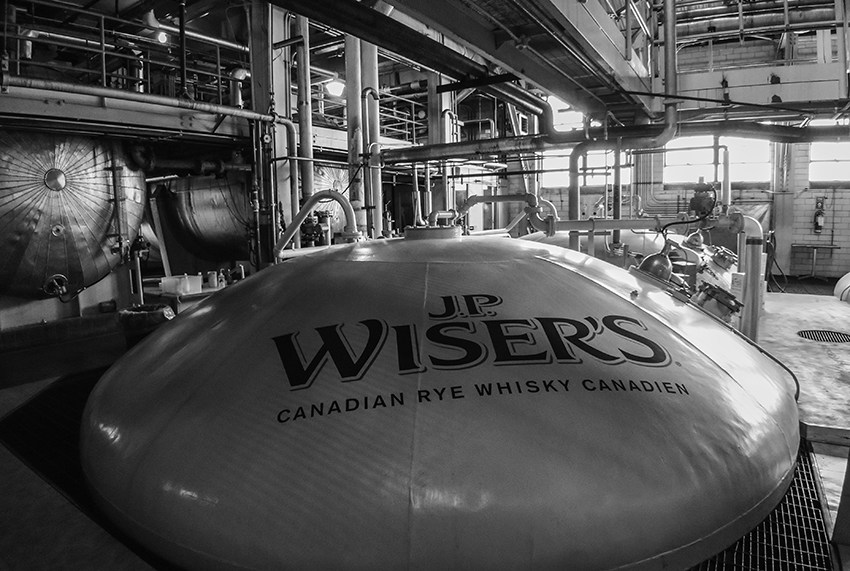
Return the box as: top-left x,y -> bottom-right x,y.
160,172 -> 252,262
0,130 -> 145,298
80,232 -> 799,571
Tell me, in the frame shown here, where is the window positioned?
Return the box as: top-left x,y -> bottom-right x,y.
540,149 -> 631,188
810,141 -> 850,181
663,136 -> 770,184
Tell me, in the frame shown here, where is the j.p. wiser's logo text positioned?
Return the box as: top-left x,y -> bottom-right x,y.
272,294 -> 671,391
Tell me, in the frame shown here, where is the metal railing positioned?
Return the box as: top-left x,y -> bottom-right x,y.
2,0 -> 250,107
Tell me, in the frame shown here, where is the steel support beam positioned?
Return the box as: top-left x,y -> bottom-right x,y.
517,0 -> 653,109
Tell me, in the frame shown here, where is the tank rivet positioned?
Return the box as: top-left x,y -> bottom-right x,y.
44,168 -> 66,191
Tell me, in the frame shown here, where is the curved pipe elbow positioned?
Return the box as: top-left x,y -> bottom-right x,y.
427,210 -> 457,226
361,86 -> 380,101
742,215 -> 763,238
526,211 -> 553,235
273,190 -> 361,259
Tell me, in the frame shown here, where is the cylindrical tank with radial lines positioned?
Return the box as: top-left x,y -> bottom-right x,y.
0,129 -> 145,298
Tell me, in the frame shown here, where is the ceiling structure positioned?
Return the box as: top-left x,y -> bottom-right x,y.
6,0 -> 848,136
267,0 -> 849,129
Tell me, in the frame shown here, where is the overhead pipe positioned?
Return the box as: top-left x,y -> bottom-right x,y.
677,8 -> 837,40
428,193 -> 561,227
527,213 -> 665,235
382,115 -> 850,165
677,0 -> 833,22
129,146 -> 252,175
1,75 -> 284,123
142,10 -> 250,53
272,190 -> 361,258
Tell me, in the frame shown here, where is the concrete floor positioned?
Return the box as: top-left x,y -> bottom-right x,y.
0,290 -> 848,570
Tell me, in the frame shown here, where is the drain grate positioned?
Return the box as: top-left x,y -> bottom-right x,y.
691,445 -> 833,571
797,330 -> 850,343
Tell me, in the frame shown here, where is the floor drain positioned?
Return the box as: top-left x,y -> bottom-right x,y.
797,330 -> 850,343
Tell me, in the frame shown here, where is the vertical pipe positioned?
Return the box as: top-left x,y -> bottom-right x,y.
424,163 -> 433,219
110,148 -> 126,260
412,163 -> 425,226
839,0 -> 850,97
345,35 -> 367,235
722,147 -> 731,209
179,0 -> 188,97
295,15 -> 314,201
427,72 -> 446,219
100,15 -> 107,87
713,135 -> 720,183
613,138 -> 622,243
250,121 -> 264,263
267,123 -> 280,258
215,46 -> 222,103
283,12 -> 293,118
362,41 -> 383,236
625,0 -> 633,60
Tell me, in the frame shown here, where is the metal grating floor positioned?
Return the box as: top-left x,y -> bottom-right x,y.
797,330 -> 850,343
691,444 -> 834,571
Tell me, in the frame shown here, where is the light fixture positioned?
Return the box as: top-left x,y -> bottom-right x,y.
325,79 -> 345,97
155,31 -> 169,44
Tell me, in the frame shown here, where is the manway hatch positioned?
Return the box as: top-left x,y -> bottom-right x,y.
691,443 -> 835,570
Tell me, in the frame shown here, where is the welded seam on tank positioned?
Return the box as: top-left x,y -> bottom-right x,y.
405,261 -> 430,570
535,254 -> 799,458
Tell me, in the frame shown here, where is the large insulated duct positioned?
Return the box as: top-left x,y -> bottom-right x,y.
0,130 -> 145,299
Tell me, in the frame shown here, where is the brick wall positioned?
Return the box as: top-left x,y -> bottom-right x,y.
781,144 -> 850,279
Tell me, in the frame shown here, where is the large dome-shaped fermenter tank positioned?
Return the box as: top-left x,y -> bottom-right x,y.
0,130 -> 146,298
159,172 -> 252,262
81,231 -> 800,571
